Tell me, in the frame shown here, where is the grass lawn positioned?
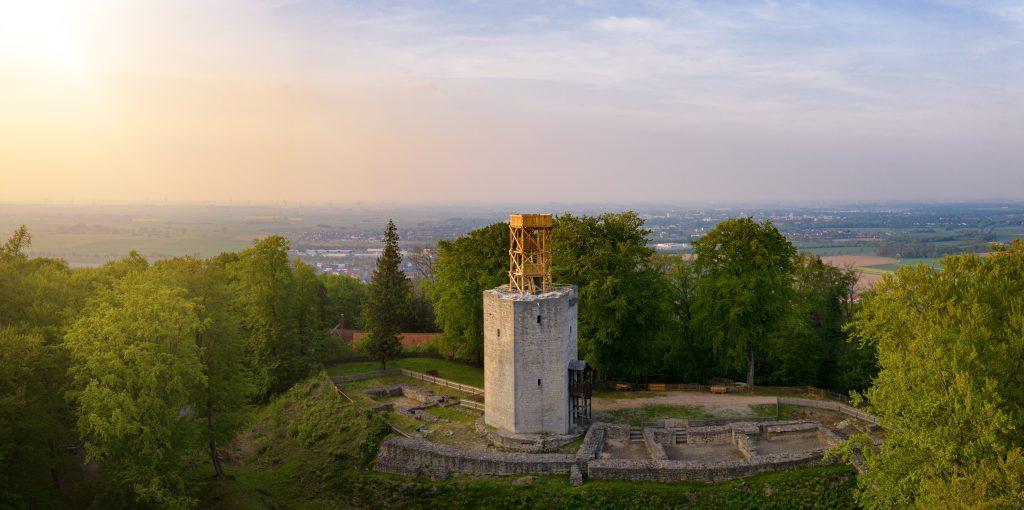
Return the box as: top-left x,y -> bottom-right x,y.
426,406 -> 479,424
749,403 -> 781,417
595,404 -> 716,426
326,358 -> 484,388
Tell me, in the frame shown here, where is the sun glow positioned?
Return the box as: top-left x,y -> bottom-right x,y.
0,0 -> 88,76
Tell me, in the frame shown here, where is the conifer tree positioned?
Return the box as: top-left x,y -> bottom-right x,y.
363,220 -> 409,370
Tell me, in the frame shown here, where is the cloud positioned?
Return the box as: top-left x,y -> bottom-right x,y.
587,16 -> 664,33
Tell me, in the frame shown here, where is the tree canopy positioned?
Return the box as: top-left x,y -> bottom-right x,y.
429,222 -> 508,363
553,212 -> 673,380
64,272 -> 206,509
690,217 -> 796,386
844,241 -> 1024,509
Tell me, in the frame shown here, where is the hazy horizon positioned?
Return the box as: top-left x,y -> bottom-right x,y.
3,1 -> 1024,204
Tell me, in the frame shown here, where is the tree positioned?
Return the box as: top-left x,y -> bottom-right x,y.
231,236 -> 302,399
362,220 -> 409,370
0,225 -> 30,261
553,212 -> 673,380
64,272 -> 206,509
429,222 -> 508,362
404,280 -> 438,333
656,255 -> 711,383
319,273 -> 368,331
0,327 -> 66,509
690,217 -> 796,386
843,241 -> 1024,509
151,256 -> 250,478
764,253 -> 862,388
0,227 -> 79,508
291,260 -> 332,364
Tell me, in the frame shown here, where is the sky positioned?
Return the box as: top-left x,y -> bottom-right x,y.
1,0 -> 1023,205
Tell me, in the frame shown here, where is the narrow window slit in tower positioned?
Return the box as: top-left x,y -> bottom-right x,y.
537,315 -> 542,324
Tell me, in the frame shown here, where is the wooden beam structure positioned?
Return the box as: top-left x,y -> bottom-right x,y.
508,213 -> 553,293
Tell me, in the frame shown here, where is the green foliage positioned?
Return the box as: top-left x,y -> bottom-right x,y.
64,272 -> 206,509
0,227 -> 81,508
151,256 -> 252,477
358,411 -> 391,468
231,236 -> 328,399
429,221 -> 508,362
655,256 -> 712,382
690,217 -> 797,386
0,224 -> 30,261
403,279 -> 438,333
326,464 -> 859,510
319,273 -> 367,330
554,212 -> 674,380
846,241 -> 1024,509
763,254 -> 870,390
0,327 -> 67,509
363,220 -> 410,369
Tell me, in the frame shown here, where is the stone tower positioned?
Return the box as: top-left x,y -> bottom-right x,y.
483,214 -> 583,435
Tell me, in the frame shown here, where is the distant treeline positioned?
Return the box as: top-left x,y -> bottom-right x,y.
876,237 -> 993,258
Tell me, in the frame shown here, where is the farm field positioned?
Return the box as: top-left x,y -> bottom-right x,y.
820,255 -> 950,291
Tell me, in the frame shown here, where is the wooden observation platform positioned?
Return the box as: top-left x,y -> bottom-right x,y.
508,213 -> 553,293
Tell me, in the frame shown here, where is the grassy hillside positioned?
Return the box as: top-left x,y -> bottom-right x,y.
193,372 -> 860,509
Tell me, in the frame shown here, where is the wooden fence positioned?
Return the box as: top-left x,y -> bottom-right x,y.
399,369 -> 483,395
601,380 -> 851,404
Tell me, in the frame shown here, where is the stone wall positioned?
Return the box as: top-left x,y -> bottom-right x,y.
587,453 -> 829,483
372,420 -> 841,484
374,437 -> 575,480
642,428 -> 668,460
764,421 -> 819,440
686,424 -> 733,444
735,434 -> 756,460
601,423 -> 631,442
576,424 -> 606,461
778,397 -> 878,425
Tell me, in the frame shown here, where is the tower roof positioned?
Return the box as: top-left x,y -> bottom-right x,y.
509,214 -> 552,229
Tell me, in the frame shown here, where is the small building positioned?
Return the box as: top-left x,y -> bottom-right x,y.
329,315 -> 440,348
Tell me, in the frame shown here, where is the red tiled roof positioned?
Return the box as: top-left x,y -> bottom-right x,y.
331,324 -> 440,348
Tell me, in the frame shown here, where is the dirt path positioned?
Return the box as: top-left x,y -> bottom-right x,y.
592,392 -> 777,416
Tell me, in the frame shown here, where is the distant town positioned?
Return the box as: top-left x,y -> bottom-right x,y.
3,202 -> 1022,283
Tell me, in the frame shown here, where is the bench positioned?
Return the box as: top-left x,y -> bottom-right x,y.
709,385 -> 728,394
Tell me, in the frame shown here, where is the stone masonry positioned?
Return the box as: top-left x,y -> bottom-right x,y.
483,285 -> 578,435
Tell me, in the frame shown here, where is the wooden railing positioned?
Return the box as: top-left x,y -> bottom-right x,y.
399,369 -> 483,395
